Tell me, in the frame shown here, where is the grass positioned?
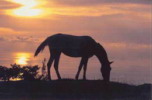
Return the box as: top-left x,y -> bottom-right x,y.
0,79 -> 151,100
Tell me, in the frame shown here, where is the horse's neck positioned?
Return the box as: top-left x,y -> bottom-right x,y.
96,47 -> 109,66
97,54 -> 109,65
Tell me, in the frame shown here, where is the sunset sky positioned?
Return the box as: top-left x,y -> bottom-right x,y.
0,0 -> 151,84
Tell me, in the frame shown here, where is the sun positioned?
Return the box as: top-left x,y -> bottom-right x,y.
7,0 -> 43,17
15,53 -> 31,65
17,57 -> 28,65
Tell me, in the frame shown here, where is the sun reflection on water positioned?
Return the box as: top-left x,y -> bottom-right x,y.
15,52 -> 31,65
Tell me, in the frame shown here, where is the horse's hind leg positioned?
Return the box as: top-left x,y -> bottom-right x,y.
83,57 -> 88,80
54,52 -> 61,80
47,56 -> 54,80
47,52 -> 55,80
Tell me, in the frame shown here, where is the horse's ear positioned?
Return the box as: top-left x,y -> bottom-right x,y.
109,61 -> 114,64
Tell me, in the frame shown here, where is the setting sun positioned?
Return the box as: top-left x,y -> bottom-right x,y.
7,0 -> 43,17
15,53 -> 31,65
17,56 -> 27,65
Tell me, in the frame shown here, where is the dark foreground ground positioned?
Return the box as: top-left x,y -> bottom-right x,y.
0,80 -> 151,100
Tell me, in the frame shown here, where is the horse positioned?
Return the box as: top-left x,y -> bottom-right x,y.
34,33 -> 113,82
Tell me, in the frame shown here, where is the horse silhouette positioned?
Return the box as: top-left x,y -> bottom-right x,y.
34,33 -> 113,82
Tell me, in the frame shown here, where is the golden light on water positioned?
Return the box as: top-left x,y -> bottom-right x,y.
15,53 -> 31,65
7,0 -> 43,17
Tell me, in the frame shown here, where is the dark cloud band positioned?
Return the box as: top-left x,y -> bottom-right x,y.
51,0 -> 151,6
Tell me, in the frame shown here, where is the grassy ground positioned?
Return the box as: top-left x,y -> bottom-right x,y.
0,79 -> 151,100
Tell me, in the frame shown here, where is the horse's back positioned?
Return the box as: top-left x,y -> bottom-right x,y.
48,33 -> 97,57
49,33 -> 95,42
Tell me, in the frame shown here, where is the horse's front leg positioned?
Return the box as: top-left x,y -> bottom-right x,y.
75,57 -> 85,80
83,57 -> 88,80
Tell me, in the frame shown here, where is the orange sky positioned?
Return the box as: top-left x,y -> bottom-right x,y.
0,0 -> 151,84
0,0 -> 150,51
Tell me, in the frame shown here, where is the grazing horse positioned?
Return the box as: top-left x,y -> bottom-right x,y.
34,33 -> 113,82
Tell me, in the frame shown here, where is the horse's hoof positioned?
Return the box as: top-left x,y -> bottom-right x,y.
83,77 -> 86,80
75,76 -> 79,80
58,78 -> 62,80
48,78 -> 51,81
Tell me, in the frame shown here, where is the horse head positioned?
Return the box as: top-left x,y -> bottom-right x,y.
95,43 -> 113,82
101,61 -> 113,82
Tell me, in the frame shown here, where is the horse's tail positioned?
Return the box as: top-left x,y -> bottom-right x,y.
34,38 -> 49,57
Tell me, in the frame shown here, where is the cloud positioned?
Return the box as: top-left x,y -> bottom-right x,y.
0,0 -> 151,18
0,10 -> 150,45
44,5 -> 125,17
0,1 -> 150,46
0,37 -> 5,41
0,35 -> 41,43
40,1 -> 151,18
0,27 -> 40,42
103,42 -> 151,60
0,27 -> 19,34
0,0 -> 21,9
50,0 -> 151,7
15,36 -> 41,42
